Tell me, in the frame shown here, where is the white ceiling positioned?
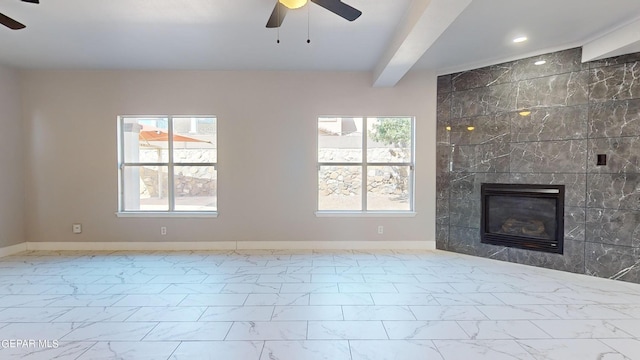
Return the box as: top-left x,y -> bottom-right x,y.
2,0 -> 640,85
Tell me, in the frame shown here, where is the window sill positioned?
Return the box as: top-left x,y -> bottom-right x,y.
115,212 -> 218,218
315,211 -> 416,218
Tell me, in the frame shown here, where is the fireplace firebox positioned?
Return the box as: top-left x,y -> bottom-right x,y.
481,183 -> 564,254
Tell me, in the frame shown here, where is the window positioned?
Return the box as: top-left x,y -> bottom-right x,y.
117,116 -> 217,214
317,116 -> 414,213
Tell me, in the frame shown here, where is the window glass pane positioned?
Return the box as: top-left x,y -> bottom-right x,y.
173,117 -> 217,163
367,166 -> 411,211
367,117 -> 412,163
318,117 -> 363,163
174,166 -> 217,211
122,117 -> 169,163
318,166 -> 362,211
122,165 -> 169,211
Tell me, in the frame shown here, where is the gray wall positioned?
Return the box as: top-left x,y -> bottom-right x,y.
0,64 -> 25,248
437,48 -> 640,283
20,69 -> 436,246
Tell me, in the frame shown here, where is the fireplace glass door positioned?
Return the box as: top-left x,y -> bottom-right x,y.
481,184 -> 564,254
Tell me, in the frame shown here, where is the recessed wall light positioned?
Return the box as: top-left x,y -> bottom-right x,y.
513,36 -> 528,43
534,60 -> 546,66
445,126 -> 452,131
519,110 -> 531,117
467,126 -> 475,131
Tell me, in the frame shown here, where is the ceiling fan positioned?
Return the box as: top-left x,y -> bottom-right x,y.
0,0 -> 39,30
267,0 -> 361,28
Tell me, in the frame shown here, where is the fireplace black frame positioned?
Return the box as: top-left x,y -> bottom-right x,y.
481,183 -> 564,254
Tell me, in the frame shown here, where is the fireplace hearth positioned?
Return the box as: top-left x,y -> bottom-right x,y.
481,183 -> 564,254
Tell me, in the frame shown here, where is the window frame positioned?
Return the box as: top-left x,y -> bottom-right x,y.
116,115 -> 218,217
316,116 -> 416,216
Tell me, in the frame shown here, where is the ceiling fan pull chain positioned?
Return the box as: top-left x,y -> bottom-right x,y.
307,3 -> 311,44
277,1 -> 281,43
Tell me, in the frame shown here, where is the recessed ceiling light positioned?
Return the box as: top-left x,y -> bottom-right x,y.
513,36 -> 528,43
467,126 -> 475,131
534,60 -> 546,66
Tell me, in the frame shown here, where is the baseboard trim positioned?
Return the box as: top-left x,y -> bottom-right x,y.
0,242 -> 28,257
22,240 -> 435,252
26,241 -> 237,251
237,241 -> 436,250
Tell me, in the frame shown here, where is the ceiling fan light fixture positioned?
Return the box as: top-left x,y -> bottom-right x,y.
279,0 -> 308,10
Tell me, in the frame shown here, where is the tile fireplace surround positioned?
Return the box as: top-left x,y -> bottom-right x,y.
436,48 -> 640,284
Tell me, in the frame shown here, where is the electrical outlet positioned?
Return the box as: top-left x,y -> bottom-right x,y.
72,224 -> 82,234
160,226 -> 167,235
377,225 -> 384,235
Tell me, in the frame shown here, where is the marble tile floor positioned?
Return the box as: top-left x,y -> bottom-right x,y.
0,249 -> 639,359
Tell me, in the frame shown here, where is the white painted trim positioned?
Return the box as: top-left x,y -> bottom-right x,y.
582,17 -> 640,62
374,0 -> 472,87
434,41 -> 583,76
26,241 -> 236,251
237,241 -> 435,250
0,242 -> 28,257
315,211 -> 417,218
22,240 -> 435,252
115,212 -> 218,218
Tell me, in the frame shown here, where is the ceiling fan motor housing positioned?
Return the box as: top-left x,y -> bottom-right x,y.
267,0 -> 362,28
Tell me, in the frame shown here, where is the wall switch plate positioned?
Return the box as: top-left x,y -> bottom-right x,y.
377,225 -> 384,234
160,226 -> 167,235
72,224 -> 82,234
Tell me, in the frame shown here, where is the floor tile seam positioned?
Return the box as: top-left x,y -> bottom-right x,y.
607,317 -> 640,329
454,318 -> 556,340
98,283 -> 125,296
339,305 -> 348,322
593,338 -> 640,355
70,340 -> 99,360
438,339 -> 533,358
532,318 -> 640,339
514,338 -> 625,359
45,307 -> 76,323
71,339 -> 192,343
346,339 -> 355,360
379,317 -> 392,340
400,305 -> 419,321
519,329 -> 638,340
53,322 -> 104,342
136,321 -> 164,342
221,320 -> 235,341
398,319 -> 473,340
358,339 -> 445,360
597,338 -> 638,357
256,340 -> 267,360
601,319 -> 638,339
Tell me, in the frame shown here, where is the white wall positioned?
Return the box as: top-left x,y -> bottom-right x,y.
21,69 -> 436,245
0,64 -> 25,248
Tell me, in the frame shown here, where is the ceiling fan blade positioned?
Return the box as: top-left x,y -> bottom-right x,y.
0,12 -> 26,30
266,2 -> 288,28
21,0 -> 39,3
310,0 -> 361,21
